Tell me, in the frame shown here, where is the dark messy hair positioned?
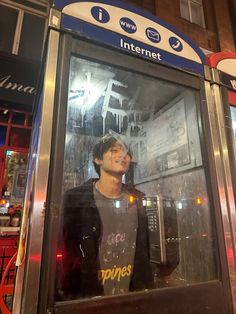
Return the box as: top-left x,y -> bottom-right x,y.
93,134 -> 131,176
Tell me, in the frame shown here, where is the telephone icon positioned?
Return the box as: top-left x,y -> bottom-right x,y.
169,37 -> 183,52
172,40 -> 181,49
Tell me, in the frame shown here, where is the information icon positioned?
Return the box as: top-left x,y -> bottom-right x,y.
169,37 -> 183,52
91,6 -> 110,23
146,27 -> 161,43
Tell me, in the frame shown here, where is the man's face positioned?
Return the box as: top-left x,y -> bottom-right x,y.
95,141 -> 131,176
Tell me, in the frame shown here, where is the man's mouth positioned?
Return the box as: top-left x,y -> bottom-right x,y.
116,160 -> 126,165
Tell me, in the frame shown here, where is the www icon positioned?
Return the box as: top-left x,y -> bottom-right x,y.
119,17 -> 137,34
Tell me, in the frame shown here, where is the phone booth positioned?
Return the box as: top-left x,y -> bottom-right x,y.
12,1 -> 234,313
206,52 -> 236,312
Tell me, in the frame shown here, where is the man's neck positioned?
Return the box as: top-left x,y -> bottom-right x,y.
96,172 -> 122,199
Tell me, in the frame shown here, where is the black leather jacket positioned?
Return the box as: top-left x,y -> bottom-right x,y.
59,179 -> 153,299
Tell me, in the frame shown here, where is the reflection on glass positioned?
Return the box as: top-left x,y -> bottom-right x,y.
230,106 -> 236,142
56,57 -> 218,301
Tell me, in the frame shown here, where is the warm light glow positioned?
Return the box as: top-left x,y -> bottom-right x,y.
196,196 -> 202,205
129,195 -> 134,204
0,199 -> 6,205
56,253 -> 63,259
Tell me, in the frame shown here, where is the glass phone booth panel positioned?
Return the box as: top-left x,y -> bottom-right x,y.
55,54 -> 218,302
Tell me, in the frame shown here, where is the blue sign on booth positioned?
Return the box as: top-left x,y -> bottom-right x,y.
52,0 -> 206,75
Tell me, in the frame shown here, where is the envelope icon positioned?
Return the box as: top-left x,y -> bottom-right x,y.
146,28 -> 161,42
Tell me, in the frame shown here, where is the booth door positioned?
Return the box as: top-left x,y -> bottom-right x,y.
38,35 -> 232,314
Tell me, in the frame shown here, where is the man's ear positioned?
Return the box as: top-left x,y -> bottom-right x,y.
94,158 -> 102,165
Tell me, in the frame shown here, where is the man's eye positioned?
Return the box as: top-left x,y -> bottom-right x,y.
110,148 -> 118,152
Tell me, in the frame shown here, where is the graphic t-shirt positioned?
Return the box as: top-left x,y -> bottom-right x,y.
94,185 -> 138,295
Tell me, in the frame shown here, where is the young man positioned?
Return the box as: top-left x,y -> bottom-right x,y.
59,134 -> 153,299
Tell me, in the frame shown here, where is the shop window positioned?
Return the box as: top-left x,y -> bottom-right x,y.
12,112 -> 26,126
0,110 -> 10,123
18,13 -> 46,60
180,0 -> 205,28
3,151 -> 28,205
28,115 -> 33,126
9,128 -> 31,148
0,127 -> 7,146
0,3 -> 47,60
0,5 -> 18,53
